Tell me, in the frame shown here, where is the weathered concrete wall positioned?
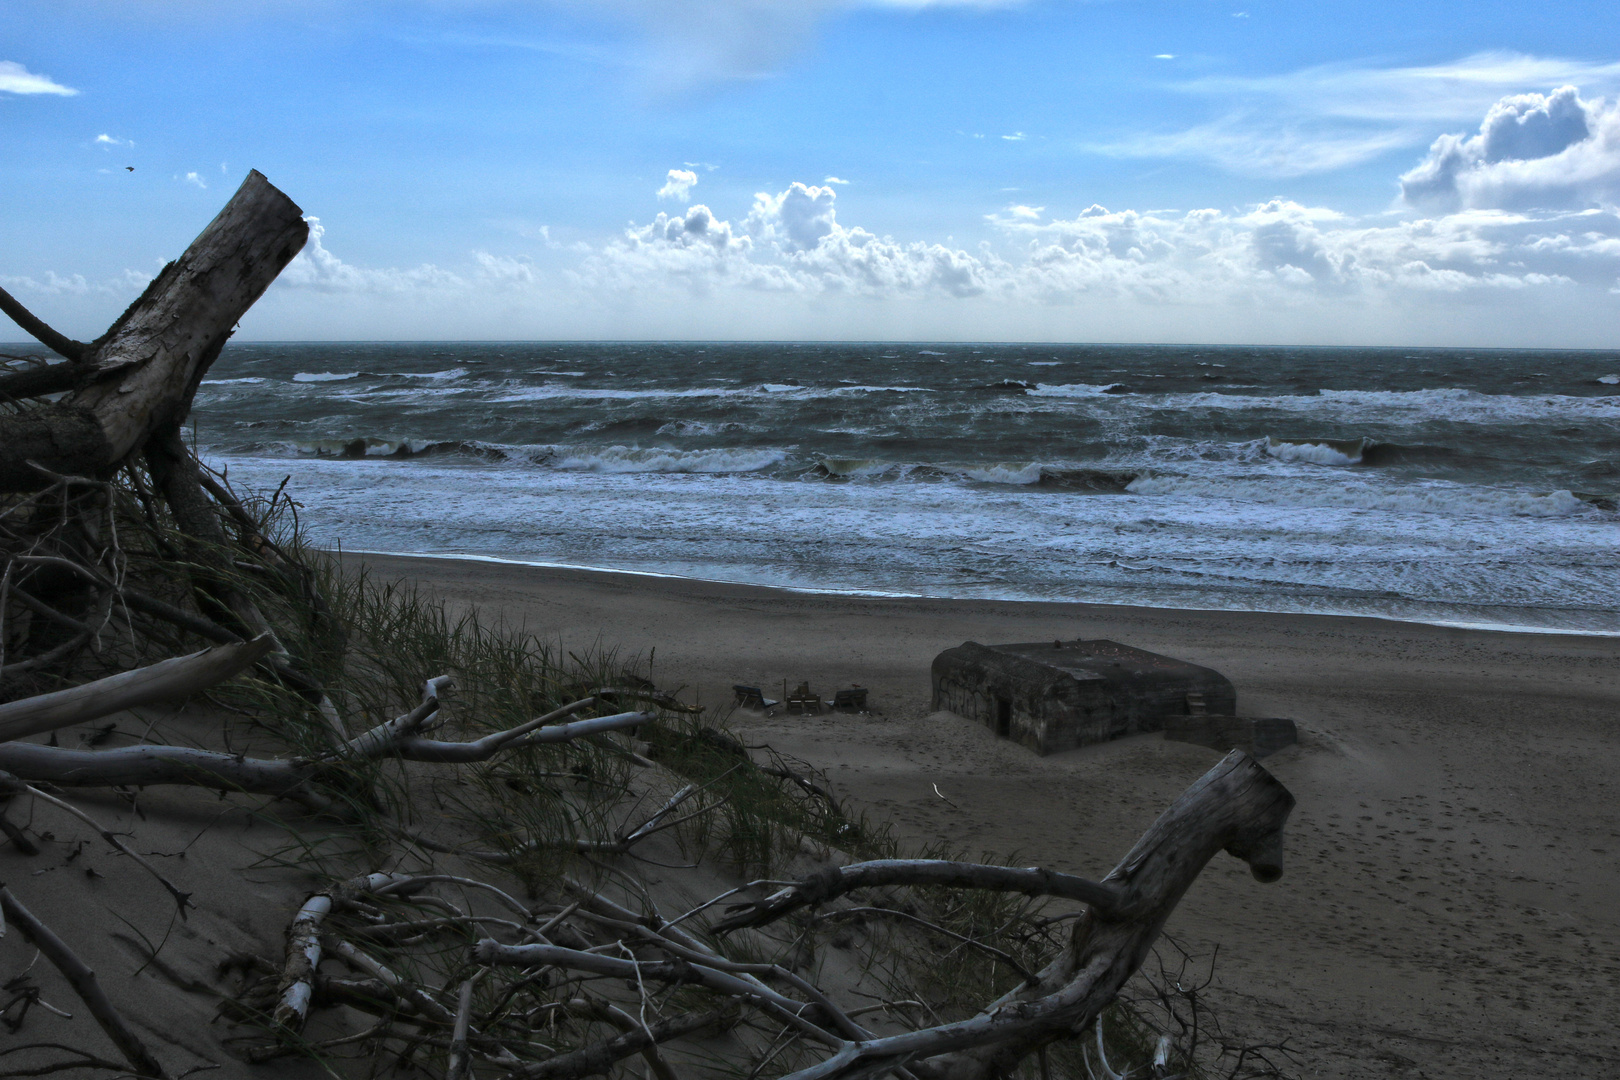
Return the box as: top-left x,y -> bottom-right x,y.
931,638 -> 1237,755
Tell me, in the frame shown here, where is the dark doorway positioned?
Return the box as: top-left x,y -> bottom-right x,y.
995,697 -> 1012,738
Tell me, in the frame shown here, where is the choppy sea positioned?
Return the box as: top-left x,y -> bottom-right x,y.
191,342 -> 1620,634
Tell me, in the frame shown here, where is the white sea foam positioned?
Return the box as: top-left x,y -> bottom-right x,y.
1265,437 -> 1364,466
1126,474 -> 1596,518
1026,382 -> 1122,398
394,368 -> 468,380
293,371 -> 360,382
963,463 -> 1045,485
1600,374 -> 1620,385
200,377 -> 266,385
549,445 -> 786,474
1146,387 -> 1619,423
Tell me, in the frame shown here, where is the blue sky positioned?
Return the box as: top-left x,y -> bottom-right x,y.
5,1 -> 1620,345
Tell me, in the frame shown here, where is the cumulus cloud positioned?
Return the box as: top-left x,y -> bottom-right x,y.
1400,86 -> 1620,211
278,217 -> 468,293
657,168 -> 698,201
95,133 -> 133,148
1105,51 -> 1620,176
590,180 -> 1612,306
0,60 -> 76,96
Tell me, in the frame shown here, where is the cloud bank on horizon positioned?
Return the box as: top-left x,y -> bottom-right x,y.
3,0 -> 1620,345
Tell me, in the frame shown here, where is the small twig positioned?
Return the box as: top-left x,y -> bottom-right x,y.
4,776 -> 192,917
0,886 -> 167,1078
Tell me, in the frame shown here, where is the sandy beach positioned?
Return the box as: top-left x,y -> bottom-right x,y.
354,552 -> 1620,1079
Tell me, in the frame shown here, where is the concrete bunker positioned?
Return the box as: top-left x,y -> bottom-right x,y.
931,638 -> 1236,755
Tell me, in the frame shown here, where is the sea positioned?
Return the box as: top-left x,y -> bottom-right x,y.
190,343 -> 1620,635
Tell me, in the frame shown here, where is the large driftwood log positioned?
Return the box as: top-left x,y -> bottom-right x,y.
0,171 -> 306,491
0,634 -> 273,742
733,750 -> 1294,1080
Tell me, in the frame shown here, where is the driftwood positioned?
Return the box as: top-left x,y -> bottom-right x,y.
0,172 -> 306,491
0,886 -> 168,1077
221,750 -> 1292,1080
0,634 -> 273,742
0,705 -> 653,798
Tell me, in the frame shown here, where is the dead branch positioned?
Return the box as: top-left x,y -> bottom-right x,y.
770,750 -> 1294,1080
503,1006 -> 734,1080
0,772 -> 192,915
0,709 -> 654,798
0,886 -> 167,1078
0,284 -> 87,363
715,861 -> 1126,932
0,635 -> 273,742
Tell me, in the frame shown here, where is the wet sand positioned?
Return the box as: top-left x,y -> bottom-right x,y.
355,553 -> 1620,1079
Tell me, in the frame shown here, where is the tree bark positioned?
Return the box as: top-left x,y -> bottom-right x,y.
0,171 -> 307,491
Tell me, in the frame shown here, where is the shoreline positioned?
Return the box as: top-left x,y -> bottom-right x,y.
345,547 -> 1620,638
350,549 -> 1620,1078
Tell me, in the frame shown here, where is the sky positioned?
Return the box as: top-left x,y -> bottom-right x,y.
4,0 -> 1620,346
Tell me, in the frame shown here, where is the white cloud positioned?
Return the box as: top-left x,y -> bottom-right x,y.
1001,132 -> 1026,141
278,217 -> 468,293
212,131 -> 1620,344
1400,86 -> 1620,211
657,168 -> 698,201
1103,51 -> 1620,176
823,175 -> 850,185
94,133 -> 133,148
1155,54 -> 1175,60
181,171 -> 207,189
0,60 -> 76,96
1,268 -> 150,298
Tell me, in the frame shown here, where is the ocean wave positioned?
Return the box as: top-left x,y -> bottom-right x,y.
293,371 -> 361,383
392,367 -> 468,380
812,457 -> 895,479
291,436 -> 501,460
1149,386 -> 1620,422
1599,374 -> 1619,385
1026,382 -> 1126,398
1126,474 -> 1602,518
962,462 -> 1045,484
549,445 -> 787,474
1266,437 -> 1365,466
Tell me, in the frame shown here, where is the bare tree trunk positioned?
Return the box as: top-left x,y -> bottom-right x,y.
0,171 -> 307,491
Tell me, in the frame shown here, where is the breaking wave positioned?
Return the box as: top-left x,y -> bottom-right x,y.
549,446 -> 787,474
1126,474 -> 1601,518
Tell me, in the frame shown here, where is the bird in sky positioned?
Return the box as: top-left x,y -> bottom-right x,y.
125,166 -> 134,172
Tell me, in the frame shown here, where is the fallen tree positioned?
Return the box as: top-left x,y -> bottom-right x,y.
0,176 -> 1300,1080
